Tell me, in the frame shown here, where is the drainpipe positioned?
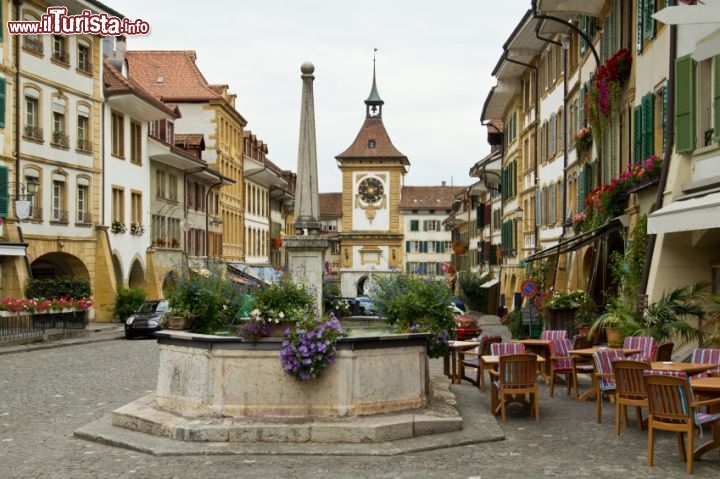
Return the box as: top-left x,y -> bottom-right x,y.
640,2 -> 677,297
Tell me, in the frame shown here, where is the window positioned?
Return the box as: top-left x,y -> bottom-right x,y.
424,220 -> 439,231
130,120 -> 141,164
410,220 -> 419,231
156,170 -> 166,199
112,187 -> 125,223
131,191 -> 142,224
76,182 -> 89,223
52,35 -> 68,64
77,40 -> 92,73
52,179 -> 66,222
51,97 -> 68,147
168,174 -> 178,201
0,77 -> 6,128
673,54 -> 720,154
77,105 -> 91,152
111,110 -> 124,157
24,89 -> 41,141
22,13 -> 43,54
0,165 -> 7,217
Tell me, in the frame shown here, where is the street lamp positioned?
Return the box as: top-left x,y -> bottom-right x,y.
4,180 -> 38,220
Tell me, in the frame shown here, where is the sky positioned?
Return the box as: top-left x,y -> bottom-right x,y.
112,0 -> 530,193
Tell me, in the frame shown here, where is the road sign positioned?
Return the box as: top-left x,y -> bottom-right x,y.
520,279 -> 538,298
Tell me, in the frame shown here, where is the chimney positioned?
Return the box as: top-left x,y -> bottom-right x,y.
441,181 -> 446,187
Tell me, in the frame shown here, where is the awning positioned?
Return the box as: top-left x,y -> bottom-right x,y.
693,28 -> 720,61
647,191 -> 720,234
524,218 -> 623,263
535,0 -> 605,17
653,5 -> 720,25
480,278 -> 499,288
0,243 -> 28,256
227,263 -> 280,285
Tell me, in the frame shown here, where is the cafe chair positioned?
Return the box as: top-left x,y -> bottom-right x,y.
459,334 -> 502,388
612,359 -> 650,436
548,338 -> 574,397
540,330 -> 567,340
490,341 -> 526,356
623,336 -> 658,362
592,349 -> 626,423
643,370 -> 720,474
690,348 -> 720,378
570,335 -> 594,399
490,353 -> 540,422
653,341 -> 674,362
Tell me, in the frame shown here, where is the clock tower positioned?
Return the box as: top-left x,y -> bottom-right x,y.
335,58 -> 409,297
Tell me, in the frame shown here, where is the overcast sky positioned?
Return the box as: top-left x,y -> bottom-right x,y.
112,0 -> 530,193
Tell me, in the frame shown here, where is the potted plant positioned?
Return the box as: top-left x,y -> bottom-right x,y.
279,312 -> 346,381
543,290 -> 590,338
588,299 -> 637,347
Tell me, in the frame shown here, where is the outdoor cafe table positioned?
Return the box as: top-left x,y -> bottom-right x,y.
444,340 -> 480,384
691,376 -> 720,413
568,347 -> 642,401
650,361 -> 719,375
514,339 -> 552,381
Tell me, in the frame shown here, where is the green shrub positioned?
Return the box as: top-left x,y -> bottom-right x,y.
372,274 -> 455,358
25,277 -> 91,299
507,309 -> 525,339
458,272 -> 492,312
113,287 -> 146,321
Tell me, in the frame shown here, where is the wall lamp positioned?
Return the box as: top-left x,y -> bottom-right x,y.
4,180 -> 39,220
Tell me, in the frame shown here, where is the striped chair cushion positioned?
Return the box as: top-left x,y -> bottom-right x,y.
623,336 -> 658,362
549,338 -> 573,371
540,330 -> 568,340
593,349 -> 626,390
642,370 -> 716,428
690,348 -> 720,377
490,342 -> 526,356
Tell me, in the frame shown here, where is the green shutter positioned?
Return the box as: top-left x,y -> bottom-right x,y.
662,81 -> 668,150
642,93 -> 655,159
675,54 -> 695,153
578,169 -> 586,213
714,56 -> 720,142
0,166 -> 8,217
0,77 -> 5,128
405,241 -> 410,253
644,0 -> 655,40
634,105 -> 643,163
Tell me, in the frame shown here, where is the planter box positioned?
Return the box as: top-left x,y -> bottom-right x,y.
545,307 -> 578,338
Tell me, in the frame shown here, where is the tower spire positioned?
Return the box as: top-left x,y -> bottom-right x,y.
365,48 -> 384,118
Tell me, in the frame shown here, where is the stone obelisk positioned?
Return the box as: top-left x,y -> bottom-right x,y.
284,62 -> 328,312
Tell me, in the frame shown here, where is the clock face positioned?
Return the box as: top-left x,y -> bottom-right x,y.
358,177 -> 384,204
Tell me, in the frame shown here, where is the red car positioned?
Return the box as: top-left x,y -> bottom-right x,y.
454,316 -> 481,340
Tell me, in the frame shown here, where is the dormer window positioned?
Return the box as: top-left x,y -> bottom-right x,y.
368,139 -> 376,149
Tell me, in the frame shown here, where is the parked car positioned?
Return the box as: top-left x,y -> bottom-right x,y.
124,299 -> 168,339
351,296 -> 378,317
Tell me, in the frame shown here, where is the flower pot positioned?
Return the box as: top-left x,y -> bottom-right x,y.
267,320 -> 295,337
168,315 -> 192,330
604,327 -> 622,345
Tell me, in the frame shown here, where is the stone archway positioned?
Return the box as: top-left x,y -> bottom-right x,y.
356,275 -> 369,296
128,258 -> 146,289
112,253 -> 123,288
31,252 -> 90,281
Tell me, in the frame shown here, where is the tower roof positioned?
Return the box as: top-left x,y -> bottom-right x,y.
335,117 -> 409,165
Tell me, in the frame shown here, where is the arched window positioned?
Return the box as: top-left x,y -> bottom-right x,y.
22,11 -> 43,54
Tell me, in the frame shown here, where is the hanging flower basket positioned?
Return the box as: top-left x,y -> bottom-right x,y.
451,243 -> 466,255
586,47 -> 632,138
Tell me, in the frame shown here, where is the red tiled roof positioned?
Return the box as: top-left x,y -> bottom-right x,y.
174,134 -> 205,148
125,50 -> 223,102
319,193 -> 342,216
336,117 -> 409,164
400,186 -> 466,209
103,56 -> 176,117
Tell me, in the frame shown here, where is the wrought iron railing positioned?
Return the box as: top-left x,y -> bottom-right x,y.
76,210 -> 92,224
51,210 -> 69,223
0,313 -> 45,342
23,125 -> 44,141
51,132 -> 70,148
77,138 -> 93,152
32,310 -> 87,330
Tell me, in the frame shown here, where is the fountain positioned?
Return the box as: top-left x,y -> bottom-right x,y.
91,62 -> 464,446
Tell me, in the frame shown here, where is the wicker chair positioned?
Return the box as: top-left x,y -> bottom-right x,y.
548,338 -> 574,397
643,370 -> 720,474
490,353 -> 540,422
459,335 -> 502,388
592,348 -> 626,423
612,359 -> 650,436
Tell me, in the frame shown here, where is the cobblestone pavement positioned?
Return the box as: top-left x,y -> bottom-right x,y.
1,335 -> 719,479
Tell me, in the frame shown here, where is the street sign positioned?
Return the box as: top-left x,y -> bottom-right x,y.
520,279 -> 538,298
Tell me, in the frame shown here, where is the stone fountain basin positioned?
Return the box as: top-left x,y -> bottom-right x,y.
150,330 -> 431,418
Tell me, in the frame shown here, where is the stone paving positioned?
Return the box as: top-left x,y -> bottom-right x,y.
0,320 -> 719,478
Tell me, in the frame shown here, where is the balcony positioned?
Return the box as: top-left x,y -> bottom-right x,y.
23,125 -> 44,142
76,139 -> 93,153
31,207 -> 43,221
52,50 -> 70,66
76,210 -> 92,224
50,210 -> 69,224
51,132 -> 70,148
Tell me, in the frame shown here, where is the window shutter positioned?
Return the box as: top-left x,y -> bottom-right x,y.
644,0 -> 655,41
662,81 -> 668,150
405,241 -> 410,253
637,0 -> 644,53
0,77 -> 5,128
634,106 -> 643,163
535,188 -> 542,227
579,85 -> 586,129
642,93 -> 655,159
675,54 -> 695,153
714,56 -> 720,142
550,184 -> 556,225
577,169 -> 586,212
0,165 -> 8,217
